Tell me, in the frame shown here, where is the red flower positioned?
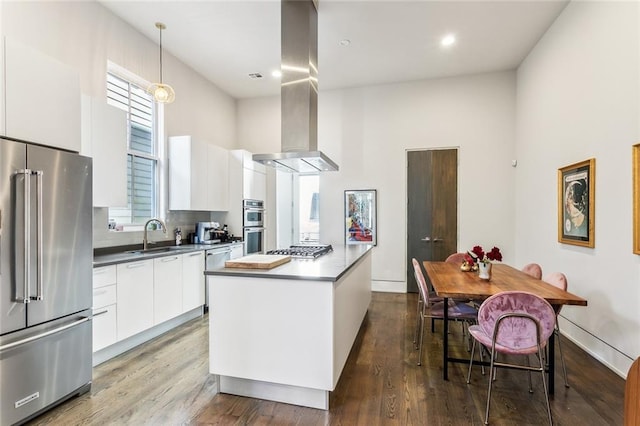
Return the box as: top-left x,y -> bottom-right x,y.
469,245 -> 502,263
486,247 -> 502,262
471,245 -> 484,261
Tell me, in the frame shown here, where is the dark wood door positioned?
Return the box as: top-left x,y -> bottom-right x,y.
406,149 -> 458,293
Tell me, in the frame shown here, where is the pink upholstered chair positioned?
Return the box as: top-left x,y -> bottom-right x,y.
543,272 -> 570,388
521,263 -> 543,280
466,291 -> 556,425
445,252 -> 467,264
412,258 -> 477,366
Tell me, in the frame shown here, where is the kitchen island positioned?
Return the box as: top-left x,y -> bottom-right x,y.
205,244 -> 373,409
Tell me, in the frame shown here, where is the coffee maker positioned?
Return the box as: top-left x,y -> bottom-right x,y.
195,222 -> 229,244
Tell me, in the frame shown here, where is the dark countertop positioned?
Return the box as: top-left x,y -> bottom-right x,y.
205,244 -> 373,282
93,241 -> 244,267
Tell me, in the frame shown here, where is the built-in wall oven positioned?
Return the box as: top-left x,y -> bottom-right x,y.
243,199 -> 265,255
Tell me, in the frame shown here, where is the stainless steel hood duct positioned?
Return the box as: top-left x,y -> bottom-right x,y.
253,0 -> 339,173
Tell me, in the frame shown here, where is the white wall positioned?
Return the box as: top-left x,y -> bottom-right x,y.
1,1 -> 238,247
238,71 -> 517,292
1,1 -> 236,148
516,1 -> 640,376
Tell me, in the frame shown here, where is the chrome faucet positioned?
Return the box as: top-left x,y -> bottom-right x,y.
143,218 -> 167,250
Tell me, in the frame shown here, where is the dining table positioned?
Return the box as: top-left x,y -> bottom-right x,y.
423,261 -> 588,394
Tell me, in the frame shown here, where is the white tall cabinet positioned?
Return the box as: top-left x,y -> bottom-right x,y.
3,38 -> 80,152
168,136 -> 229,211
227,149 -> 267,235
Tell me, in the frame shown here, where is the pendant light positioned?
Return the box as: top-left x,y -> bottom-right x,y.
148,22 -> 175,103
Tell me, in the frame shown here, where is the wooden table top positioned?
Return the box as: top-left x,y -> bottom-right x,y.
423,261 -> 588,306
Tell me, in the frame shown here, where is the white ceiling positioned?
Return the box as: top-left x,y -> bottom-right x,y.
99,0 -> 569,99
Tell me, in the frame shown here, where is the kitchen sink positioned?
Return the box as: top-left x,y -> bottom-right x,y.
126,246 -> 184,255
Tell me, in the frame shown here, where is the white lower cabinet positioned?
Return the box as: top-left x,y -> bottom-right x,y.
230,243 -> 244,260
153,255 -> 183,325
92,265 -> 117,352
117,260 -> 154,341
182,251 -> 205,312
94,250 -> 209,355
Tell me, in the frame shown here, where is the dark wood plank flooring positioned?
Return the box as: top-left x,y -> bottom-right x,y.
27,292 -> 624,425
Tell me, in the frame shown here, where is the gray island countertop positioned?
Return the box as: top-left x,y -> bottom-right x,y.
205,244 -> 373,282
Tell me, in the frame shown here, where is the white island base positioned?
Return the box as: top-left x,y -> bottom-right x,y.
207,246 -> 372,410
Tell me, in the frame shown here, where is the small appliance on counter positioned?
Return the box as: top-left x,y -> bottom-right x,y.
195,222 -> 230,244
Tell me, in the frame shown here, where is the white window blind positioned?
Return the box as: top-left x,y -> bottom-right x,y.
107,72 -> 158,225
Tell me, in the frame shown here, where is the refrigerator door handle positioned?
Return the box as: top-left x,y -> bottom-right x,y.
15,169 -> 32,304
0,316 -> 91,352
34,170 -> 44,301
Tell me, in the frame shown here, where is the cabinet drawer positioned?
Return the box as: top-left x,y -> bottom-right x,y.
93,265 -> 117,289
93,284 -> 116,308
93,304 -> 117,352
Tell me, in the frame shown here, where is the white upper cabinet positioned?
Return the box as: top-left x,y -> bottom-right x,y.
81,95 -> 127,207
169,136 -> 229,211
230,149 -> 267,201
4,38 -> 80,152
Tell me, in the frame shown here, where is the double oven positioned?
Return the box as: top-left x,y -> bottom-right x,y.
243,199 -> 265,255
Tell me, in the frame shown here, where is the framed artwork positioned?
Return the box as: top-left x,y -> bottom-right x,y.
634,144 -> 640,254
558,158 -> 595,247
345,190 -> 377,245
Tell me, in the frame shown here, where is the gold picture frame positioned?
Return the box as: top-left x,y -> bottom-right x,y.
634,144 -> 640,254
558,158 -> 595,248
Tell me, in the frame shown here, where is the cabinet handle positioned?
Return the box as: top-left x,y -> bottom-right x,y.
93,309 -> 109,317
126,262 -> 147,269
93,289 -> 108,296
93,267 -> 111,275
187,252 -> 202,257
161,256 -> 179,262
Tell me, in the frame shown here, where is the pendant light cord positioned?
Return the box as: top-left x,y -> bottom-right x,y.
159,25 -> 163,83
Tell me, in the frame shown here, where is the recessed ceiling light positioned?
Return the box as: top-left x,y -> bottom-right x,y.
339,39 -> 351,47
272,70 -> 282,78
441,34 -> 456,47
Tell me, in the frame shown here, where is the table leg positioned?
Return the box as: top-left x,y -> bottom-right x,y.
548,330 -> 555,395
443,297 -> 449,381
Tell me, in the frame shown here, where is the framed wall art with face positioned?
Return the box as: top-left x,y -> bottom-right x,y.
558,158 -> 595,248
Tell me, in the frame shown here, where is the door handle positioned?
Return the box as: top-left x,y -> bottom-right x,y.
421,236 -> 431,242
34,170 -> 43,301
433,238 -> 443,243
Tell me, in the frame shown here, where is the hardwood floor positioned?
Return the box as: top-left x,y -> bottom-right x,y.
27,293 -> 624,425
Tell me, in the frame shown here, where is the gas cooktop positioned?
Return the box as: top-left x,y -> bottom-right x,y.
266,244 -> 333,259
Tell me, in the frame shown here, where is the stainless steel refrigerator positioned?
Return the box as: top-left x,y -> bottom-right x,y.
0,136 -> 93,425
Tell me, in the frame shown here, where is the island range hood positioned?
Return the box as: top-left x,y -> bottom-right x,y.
253,0 -> 339,173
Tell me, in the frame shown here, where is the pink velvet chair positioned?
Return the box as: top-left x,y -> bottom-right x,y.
543,272 -> 570,388
412,258 -> 478,366
521,263 -> 543,280
466,291 -> 556,425
445,252 -> 467,264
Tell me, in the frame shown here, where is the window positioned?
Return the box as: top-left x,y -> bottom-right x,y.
107,72 -> 158,225
298,174 -> 319,242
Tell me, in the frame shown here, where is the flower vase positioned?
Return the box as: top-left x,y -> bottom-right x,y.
478,261 -> 492,280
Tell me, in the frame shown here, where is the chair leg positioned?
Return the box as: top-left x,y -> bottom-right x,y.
417,311 -> 425,366
555,325 -> 570,388
413,298 -> 422,350
484,347 -> 497,425
525,355 -> 533,393
537,345 -> 553,426
466,338 -> 477,384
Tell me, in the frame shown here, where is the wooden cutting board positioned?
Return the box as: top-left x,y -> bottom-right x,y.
224,254 -> 292,269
